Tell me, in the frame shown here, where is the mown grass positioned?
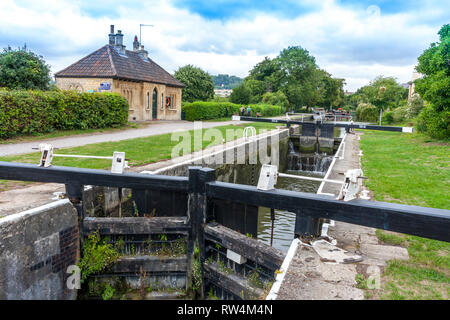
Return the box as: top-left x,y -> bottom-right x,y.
0,122 -> 279,189
359,130 -> 449,300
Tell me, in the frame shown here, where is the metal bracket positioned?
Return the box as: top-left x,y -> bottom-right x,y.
336,169 -> 367,201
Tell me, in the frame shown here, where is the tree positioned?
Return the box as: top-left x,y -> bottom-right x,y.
0,45 -> 51,90
350,76 -> 408,112
229,83 -> 250,104
415,24 -> 449,139
174,65 -> 214,102
262,90 -> 289,112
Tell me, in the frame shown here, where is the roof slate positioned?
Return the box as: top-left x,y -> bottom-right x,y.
55,45 -> 185,88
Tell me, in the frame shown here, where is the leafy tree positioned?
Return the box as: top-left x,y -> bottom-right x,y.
0,45 -> 51,90
229,83 -> 250,104
174,65 -> 214,102
245,46 -> 344,111
242,79 -> 266,103
352,76 -> 408,111
356,103 -> 378,122
262,90 -> 289,112
415,24 -> 449,139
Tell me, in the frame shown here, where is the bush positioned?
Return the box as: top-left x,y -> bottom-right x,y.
0,89 -> 128,139
382,111 -> 394,124
406,94 -> 425,118
356,103 -> 378,122
393,106 -> 407,123
181,101 -> 240,121
181,101 -> 283,121
249,103 -> 282,117
417,105 -> 450,140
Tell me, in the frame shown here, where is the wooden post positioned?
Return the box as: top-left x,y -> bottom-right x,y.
294,209 -> 322,239
186,166 -> 216,297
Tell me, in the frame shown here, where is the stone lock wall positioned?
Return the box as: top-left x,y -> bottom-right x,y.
0,199 -> 79,300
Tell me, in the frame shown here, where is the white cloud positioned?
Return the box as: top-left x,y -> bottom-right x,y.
0,0 -> 445,91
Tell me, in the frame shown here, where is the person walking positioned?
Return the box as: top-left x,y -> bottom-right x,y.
247,105 -> 252,117
240,105 -> 245,116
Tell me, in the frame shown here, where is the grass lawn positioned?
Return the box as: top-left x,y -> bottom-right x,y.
0,122 -> 280,190
359,130 -> 449,300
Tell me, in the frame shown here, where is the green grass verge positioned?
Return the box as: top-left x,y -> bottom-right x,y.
359,130 -> 449,300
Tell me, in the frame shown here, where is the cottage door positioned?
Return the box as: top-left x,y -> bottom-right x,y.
152,88 -> 158,120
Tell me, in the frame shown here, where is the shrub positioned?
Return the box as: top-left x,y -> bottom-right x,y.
382,111 -> 394,124
0,89 -> 128,139
356,103 -> 378,122
393,106 -> 407,123
249,103 -> 282,117
406,94 -> 425,118
181,101 -> 283,121
417,105 -> 450,140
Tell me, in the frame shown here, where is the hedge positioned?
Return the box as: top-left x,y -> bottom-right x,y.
0,89 -> 129,138
181,101 -> 283,121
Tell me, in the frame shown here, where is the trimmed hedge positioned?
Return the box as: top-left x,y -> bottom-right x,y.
0,89 -> 129,138
181,101 -> 283,121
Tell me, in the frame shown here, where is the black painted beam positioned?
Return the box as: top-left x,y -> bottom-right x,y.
206,181 -> 450,242
0,161 -> 189,192
236,116 -> 408,132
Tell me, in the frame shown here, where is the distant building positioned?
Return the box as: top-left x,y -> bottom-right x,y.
344,90 -> 354,96
214,88 -> 233,97
408,72 -> 422,100
55,25 -> 185,121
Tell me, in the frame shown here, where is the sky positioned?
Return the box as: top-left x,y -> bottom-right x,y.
0,0 -> 448,91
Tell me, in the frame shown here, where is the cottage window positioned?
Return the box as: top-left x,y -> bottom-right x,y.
146,92 -> 150,110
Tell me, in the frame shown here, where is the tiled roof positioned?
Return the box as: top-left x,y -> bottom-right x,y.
55,45 -> 185,88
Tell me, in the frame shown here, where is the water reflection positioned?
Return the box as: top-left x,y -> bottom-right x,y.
257,171 -> 321,252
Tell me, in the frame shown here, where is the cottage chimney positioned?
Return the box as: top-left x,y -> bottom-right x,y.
138,45 -> 148,59
133,35 -> 140,51
114,30 -> 126,54
109,25 -> 115,45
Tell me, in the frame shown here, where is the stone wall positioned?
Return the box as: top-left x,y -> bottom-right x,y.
0,199 -> 79,300
55,77 -> 182,121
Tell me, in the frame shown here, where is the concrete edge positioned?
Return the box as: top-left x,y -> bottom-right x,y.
0,199 -> 72,225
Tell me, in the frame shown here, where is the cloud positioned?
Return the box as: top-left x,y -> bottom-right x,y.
0,0 -> 447,91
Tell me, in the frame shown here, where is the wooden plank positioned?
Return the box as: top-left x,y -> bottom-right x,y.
203,263 -> 264,300
204,223 -> 285,271
108,255 -> 187,273
212,199 -> 258,237
0,161 -> 189,192
82,217 -> 189,235
206,181 -> 450,242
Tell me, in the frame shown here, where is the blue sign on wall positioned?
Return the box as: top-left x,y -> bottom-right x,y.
99,82 -> 111,90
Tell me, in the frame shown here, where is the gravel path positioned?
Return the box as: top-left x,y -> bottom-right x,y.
0,120 -> 237,156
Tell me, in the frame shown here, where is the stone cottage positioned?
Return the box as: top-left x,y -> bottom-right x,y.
55,25 -> 185,121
